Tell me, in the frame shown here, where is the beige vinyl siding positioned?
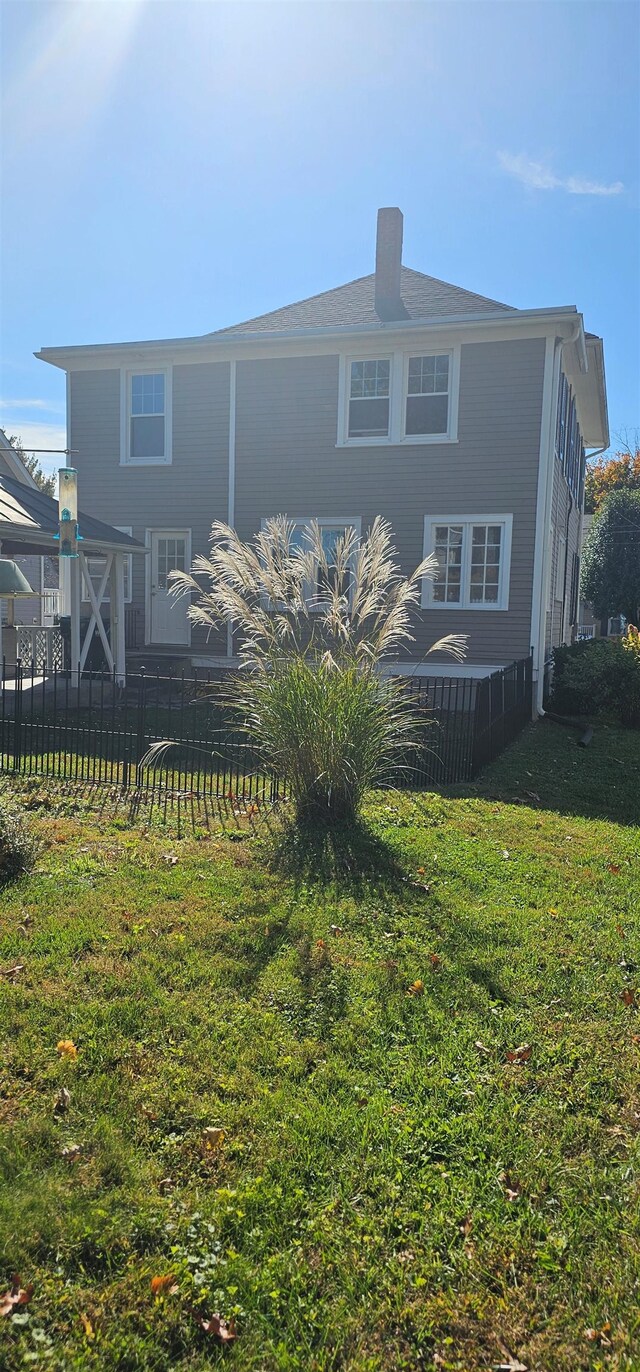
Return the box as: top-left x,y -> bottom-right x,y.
234,337 -> 546,666
69,362 -> 230,655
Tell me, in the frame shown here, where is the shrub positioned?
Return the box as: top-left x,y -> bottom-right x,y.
157,517 -> 466,825
0,793 -> 39,882
549,635 -> 640,726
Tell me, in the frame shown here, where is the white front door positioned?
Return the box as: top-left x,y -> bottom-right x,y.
148,529 -> 191,645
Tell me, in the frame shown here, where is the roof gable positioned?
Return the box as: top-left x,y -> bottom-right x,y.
208,266 -> 514,337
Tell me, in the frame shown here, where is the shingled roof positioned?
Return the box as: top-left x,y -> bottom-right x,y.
208,266 -> 514,338
0,473 -> 143,552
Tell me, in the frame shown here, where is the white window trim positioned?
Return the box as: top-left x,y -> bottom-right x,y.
422,514 -> 513,612
260,515 -> 362,610
337,346 -> 460,448
81,527 -> 133,605
120,367 -> 172,466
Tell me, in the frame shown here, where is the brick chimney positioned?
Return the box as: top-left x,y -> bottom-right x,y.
374,207 -> 407,321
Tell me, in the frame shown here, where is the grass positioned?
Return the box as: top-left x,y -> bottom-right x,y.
0,717 -> 639,1370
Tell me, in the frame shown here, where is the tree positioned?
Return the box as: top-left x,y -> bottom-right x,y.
5,435 -> 56,498
581,488 -> 640,626
584,440 -> 640,514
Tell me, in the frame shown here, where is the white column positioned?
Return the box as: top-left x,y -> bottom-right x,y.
110,552 -> 126,686
69,557 -> 81,685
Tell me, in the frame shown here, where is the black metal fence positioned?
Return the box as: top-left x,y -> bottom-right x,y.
0,656 -> 533,800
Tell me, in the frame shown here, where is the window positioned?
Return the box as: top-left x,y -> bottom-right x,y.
261,517 -> 361,607
339,348 -> 459,445
555,533 -> 566,602
422,515 -> 512,610
348,360 -> 390,438
405,354 -> 450,436
121,369 -> 172,464
82,527 -> 133,605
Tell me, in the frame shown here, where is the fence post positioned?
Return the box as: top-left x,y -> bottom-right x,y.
134,668 -> 147,789
13,661 -> 23,773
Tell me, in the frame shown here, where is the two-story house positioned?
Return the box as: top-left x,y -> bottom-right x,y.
37,208 -> 609,709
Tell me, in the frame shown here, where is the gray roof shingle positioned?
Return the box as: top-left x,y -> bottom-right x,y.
0,473 -> 143,550
208,266 -> 514,337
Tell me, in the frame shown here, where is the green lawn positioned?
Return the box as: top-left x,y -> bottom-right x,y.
0,718 -> 639,1370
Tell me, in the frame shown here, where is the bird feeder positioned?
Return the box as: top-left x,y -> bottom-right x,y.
58,468 -> 80,557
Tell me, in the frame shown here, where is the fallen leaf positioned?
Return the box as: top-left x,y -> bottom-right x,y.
56,1039 -> 78,1060
495,1338 -> 528,1370
429,953 -> 441,968
330,925 -> 343,936
616,923 -> 626,938
158,1177 -> 174,1193
621,988 -> 636,1006
506,1044 -> 532,1064
61,1143 -> 83,1162
548,908 -> 558,917
151,1274 -> 178,1296
163,853 -> 179,866
459,1215 -> 473,1236
502,850 -> 510,859
79,1313 -> 94,1340
608,863 -> 621,875
501,1172 -> 522,1202
0,964 -> 25,980
585,1322 -> 611,1345
406,979 -> 424,997
524,790 -> 541,802
475,1040 -> 491,1054
316,938 -> 327,949
416,867 -> 426,876
0,1277 -> 34,1318
54,1087 -> 71,1115
202,1126 -> 225,1152
190,1310 -> 237,1343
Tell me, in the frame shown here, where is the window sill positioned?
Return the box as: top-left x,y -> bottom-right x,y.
336,436 -> 459,449
120,457 -> 172,467
421,601 -> 509,612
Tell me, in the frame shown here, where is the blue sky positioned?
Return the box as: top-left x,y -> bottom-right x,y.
1,0 -> 638,477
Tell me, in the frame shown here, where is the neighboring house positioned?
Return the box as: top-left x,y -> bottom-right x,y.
0,430 -> 59,627
36,208 -> 609,709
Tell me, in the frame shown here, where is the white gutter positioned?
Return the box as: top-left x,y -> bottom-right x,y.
35,306 -> 582,367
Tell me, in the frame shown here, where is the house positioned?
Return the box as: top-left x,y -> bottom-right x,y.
36,208 -> 609,710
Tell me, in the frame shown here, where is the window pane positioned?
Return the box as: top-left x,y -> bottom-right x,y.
131,373 -> 164,417
432,524 -> 463,604
405,393 -> 449,435
350,359 -> 389,399
348,397 -> 390,438
408,355 -> 449,396
131,414 -> 165,458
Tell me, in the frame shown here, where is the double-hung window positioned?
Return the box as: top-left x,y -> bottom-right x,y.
348,360 -> 390,439
341,348 -> 458,445
422,515 -> 512,610
405,354 -> 450,436
122,369 -> 172,464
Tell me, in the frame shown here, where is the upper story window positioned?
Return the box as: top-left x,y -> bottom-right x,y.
348,360 -> 390,438
121,368 -> 172,465
422,514 -> 513,611
339,348 -> 459,446
405,354 -> 450,436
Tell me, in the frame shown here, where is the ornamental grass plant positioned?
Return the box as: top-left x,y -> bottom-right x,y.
159,517 -> 465,825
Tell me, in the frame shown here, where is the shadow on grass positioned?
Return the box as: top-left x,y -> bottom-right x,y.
462,718 -> 640,829
269,813 -> 407,893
